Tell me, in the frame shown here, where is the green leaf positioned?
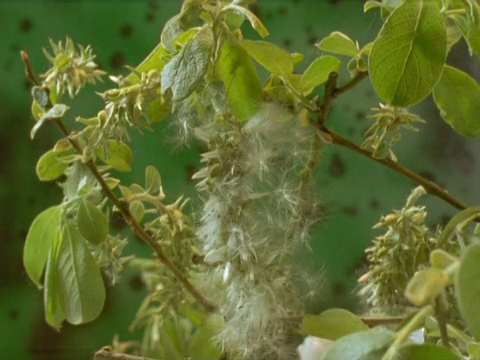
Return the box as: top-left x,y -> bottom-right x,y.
405,268 -> 450,306
430,249 -> 458,270
129,201 -> 145,223
146,97 -> 171,124
36,149 -> 70,181
77,200 -> 108,245
95,140 -> 133,172
56,224 -> 105,325
321,328 -> 394,360
433,65 -> 480,137
302,308 -> 369,340
223,4 -> 269,38
44,232 -> 65,330
369,1 -> 446,106
392,344 -> 462,360
23,206 -> 62,288
161,15 -> 182,52
456,243 -> 480,338
161,26 -> 214,101
316,31 -> 359,57
31,86 -> 49,110
437,207 -> 480,247
30,104 -> 70,139
188,314 -> 223,360
145,165 -> 162,195
216,32 -> 263,121
299,55 -> 341,95
240,39 -> 293,76
468,342 -> 480,358
127,43 -> 168,84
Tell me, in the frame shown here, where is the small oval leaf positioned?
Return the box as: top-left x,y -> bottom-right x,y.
77,200 -> 108,245
316,31 -> 359,57
95,140 -> 133,172
23,206 -> 62,288
216,32 -> 263,121
405,268 -> 450,307
299,55 -> 341,95
302,308 -> 369,340
369,1 -> 446,106
393,343 -> 462,360
56,225 -> 106,325
161,26 -> 214,101
240,39 -> 293,76
433,65 -> 480,137
456,243 -> 480,338
321,328 -> 394,360
36,149 -> 69,181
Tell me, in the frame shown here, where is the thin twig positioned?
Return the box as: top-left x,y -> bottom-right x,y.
317,124 -> 469,212
21,51 -> 217,313
334,70 -> 368,97
20,51 -> 41,86
317,72 -> 338,124
361,316 -> 404,327
94,348 -> 157,360
434,294 -> 450,348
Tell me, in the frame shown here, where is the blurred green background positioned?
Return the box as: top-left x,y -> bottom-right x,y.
1,1 -> 479,359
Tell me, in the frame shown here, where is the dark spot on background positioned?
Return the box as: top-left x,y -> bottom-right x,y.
308,36 -> 317,45
249,4 -> 260,17
331,282 -> 344,295
24,79 -> 32,90
340,205 -> 358,217
110,211 -> 127,231
120,24 -> 133,38
0,136 -> 12,176
20,18 -> 32,32
278,6 -> 288,15
347,126 -> 355,136
355,111 -> 365,120
27,196 -> 36,205
438,214 -> 451,227
129,275 -> 144,291
329,153 -> 345,178
283,38 -> 292,48
9,310 -> 19,320
10,43 -> 19,53
186,164 -> 197,182
110,51 -> 126,69
370,198 -> 380,209
145,13 -> 155,22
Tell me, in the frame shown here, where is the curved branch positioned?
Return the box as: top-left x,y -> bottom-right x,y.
22,51 -> 218,313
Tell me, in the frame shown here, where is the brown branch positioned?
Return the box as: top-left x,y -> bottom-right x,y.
20,51 -> 41,86
22,51 -> 217,313
317,124 -> 469,212
334,70 -> 368,97
94,348 -> 157,360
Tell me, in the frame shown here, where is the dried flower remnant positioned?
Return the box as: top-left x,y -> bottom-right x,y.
42,37 -> 105,98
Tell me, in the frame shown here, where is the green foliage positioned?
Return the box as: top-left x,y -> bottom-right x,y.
24,206 -> 62,288
369,1 -> 446,106
456,243 -> 480,338
55,225 -> 106,324
22,0 -> 480,359
320,328 -> 394,360
302,309 -> 369,340
433,65 -> 480,137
